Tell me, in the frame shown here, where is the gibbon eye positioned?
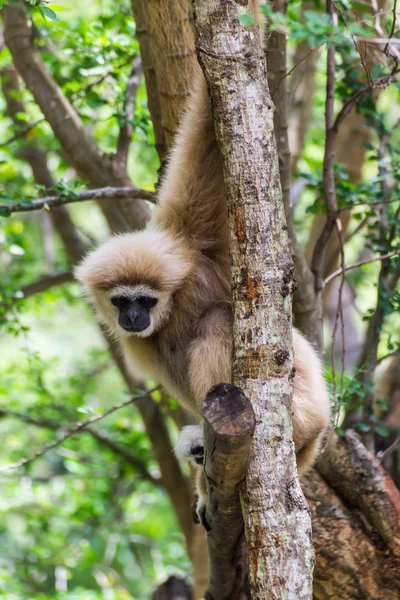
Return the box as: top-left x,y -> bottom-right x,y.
137,296 -> 158,310
111,295 -> 130,309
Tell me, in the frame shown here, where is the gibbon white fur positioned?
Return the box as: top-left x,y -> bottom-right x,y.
75,67 -> 330,505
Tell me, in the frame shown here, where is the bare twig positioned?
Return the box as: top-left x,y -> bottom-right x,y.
383,0 -> 398,56
0,186 -> 156,214
324,250 -> 400,284
0,386 -> 160,473
116,58 -> 142,167
311,0 -> 338,295
342,215 -> 369,244
377,435 -> 400,462
0,408 -> 161,486
331,218 -> 346,429
0,118 -> 46,148
333,73 -> 399,134
338,197 -> 400,211
376,349 -> 400,366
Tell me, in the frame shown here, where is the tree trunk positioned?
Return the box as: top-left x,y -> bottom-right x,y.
304,469 -> 400,600
139,0 -> 197,147
193,1 -> 314,597
265,0 -> 321,349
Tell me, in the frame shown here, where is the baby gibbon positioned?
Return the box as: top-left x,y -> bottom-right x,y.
75,68 -> 330,508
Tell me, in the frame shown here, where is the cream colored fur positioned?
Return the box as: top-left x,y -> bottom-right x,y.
75,67 -> 330,482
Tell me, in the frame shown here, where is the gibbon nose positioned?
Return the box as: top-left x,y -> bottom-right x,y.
119,302 -> 150,333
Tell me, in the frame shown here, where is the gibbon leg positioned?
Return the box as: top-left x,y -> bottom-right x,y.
296,435 -> 324,477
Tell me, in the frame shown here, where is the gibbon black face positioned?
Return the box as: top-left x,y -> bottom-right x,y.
111,294 -> 158,333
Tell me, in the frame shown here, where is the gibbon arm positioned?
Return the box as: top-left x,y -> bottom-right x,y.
188,305 -> 232,412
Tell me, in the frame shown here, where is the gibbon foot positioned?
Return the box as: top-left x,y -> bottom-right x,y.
198,503 -> 211,532
175,425 -> 204,466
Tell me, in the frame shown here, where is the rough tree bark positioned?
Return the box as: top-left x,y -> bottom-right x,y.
304,466 -> 400,600
131,0 -> 167,160
201,384 -> 255,599
139,0 -> 197,146
193,1 -> 314,597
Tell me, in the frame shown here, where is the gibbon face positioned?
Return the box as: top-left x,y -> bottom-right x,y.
75,229 -> 194,339
104,282 -> 173,338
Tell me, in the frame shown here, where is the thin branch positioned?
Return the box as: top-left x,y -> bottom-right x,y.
0,386 -> 160,473
20,270 -> 74,299
376,349 -> 400,366
342,215 -> 369,244
324,250 -> 400,284
338,197 -> 400,211
0,118 -> 46,148
383,0 -> 398,56
311,0 -> 338,294
331,218 -> 346,429
116,58 -> 142,166
0,408 -> 161,486
333,73 -> 399,134
377,435 -> 400,462
0,186 -> 156,214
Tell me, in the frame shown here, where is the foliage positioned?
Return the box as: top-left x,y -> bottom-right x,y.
0,0 -> 399,597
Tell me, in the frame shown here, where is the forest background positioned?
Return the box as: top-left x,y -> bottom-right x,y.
0,0 -> 399,598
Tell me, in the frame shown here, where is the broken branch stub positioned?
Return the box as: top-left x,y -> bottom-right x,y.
201,383 -> 255,600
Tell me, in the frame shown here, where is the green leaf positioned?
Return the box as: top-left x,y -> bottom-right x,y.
375,426 -> 389,437
357,422 -> 370,432
0,207 -> 11,217
238,13 -> 256,26
0,194 -> 14,204
41,6 -> 58,22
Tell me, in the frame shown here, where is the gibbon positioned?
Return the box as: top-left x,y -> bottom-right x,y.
75,67 -> 330,512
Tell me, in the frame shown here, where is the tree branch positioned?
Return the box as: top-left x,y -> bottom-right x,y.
0,117 -> 45,148
383,0 -> 398,56
0,408 -> 161,487
194,1 -> 314,596
116,57 -> 142,168
0,386 -> 160,473
201,384 -> 255,600
266,0 -> 320,348
317,430 -> 400,557
3,3 -> 150,232
333,73 -> 399,134
131,0 -> 167,160
0,186 -> 155,214
0,64 -> 89,263
20,270 -> 74,298
303,467 -> 400,598
377,435 -> 400,463
311,0 -> 338,298
140,0 -> 196,147
324,250 -> 400,285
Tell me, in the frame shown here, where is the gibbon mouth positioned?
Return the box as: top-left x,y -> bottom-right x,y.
118,312 -> 150,333
119,320 -> 150,334
117,300 -> 151,333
